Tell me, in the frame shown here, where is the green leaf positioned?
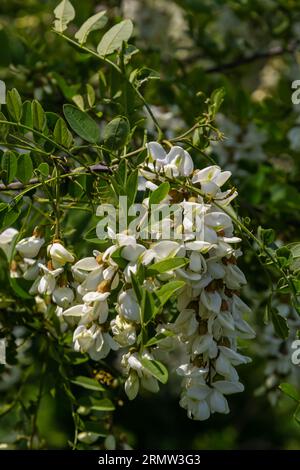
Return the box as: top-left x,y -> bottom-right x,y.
257,226 -> 275,246
1,201 -> 21,230
1,151 -> 18,184
84,421 -> 107,435
279,383 -> 300,402
126,170 -> 138,207
21,100 -> 33,127
36,162 -> 49,178
53,117 -> 73,148
210,87 -> 225,116
0,80 -> 6,105
16,153 -> 33,184
9,278 -> 33,300
63,104 -> 99,143
145,331 -> 175,348
155,280 -> 185,307
53,0 -> 75,33
97,19 -> 133,56
111,246 -> 128,270
86,84 -> 95,108
0,112 -> 9,140
91,398 -> 115,411
71,376 -> 105,391
130,272 -> 143,304
31,100 -> 46,132
271,309 -> 289,339
6,88 -> 22,122
294,404 -> 300,425
146,257 -> 189,276
140,358 -> 168,384
75,10 -> 107,45
103,116 -> 130,150
141,290 -> 157,324
149,182 -> 170,205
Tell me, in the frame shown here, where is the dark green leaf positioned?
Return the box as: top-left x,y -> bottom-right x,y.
279,383 -> 300,402
271,309 -> 289,339
1,151 -> 17,184
149,182 -> 170,205
16,153 -> 33,184
63,104 -> 99,143
54,117 -> 73,148
103,116 -> 130,150
31,100 -> 46,132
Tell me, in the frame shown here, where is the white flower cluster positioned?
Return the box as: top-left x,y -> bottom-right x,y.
0,142 -> 254,421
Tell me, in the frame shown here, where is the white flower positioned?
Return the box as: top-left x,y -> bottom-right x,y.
52,287 -> 74,308
124,370 -> 140,400
192,165 -> 231,196
111,315 -> 137,346
0,228 -> 18,258
37,265 -> 64,295
48,242 -> 75,268
117,289 -> 140,322
170,309 -> 198,339
73,324 -> 118,360
22,258 -> 41,281
146,142 -> 194,177
16,236 -> 44,258
122,351 -> 160,399
62,304 -> 88,325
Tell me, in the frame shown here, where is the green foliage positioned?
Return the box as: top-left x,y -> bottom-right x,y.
63,104 -> 99,143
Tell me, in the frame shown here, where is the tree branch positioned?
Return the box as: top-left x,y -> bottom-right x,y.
0,163 -> 110,192
183,41 -> 299,73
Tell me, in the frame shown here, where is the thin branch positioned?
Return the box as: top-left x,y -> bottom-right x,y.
183,41 -> 299,73
0,163 -> 110,191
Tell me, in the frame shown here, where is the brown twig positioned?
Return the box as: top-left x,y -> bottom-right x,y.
183,41 -> 299,72
0,163 -> 110,192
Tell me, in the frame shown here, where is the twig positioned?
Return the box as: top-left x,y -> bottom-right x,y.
0,163 -> 110,191
183,41 -> 299,73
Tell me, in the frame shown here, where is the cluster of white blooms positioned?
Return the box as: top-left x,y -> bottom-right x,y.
0,141 -> 254,421
141,142 -> 255,420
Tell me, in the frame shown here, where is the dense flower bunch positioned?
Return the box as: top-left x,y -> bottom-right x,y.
0,142 -> 254,421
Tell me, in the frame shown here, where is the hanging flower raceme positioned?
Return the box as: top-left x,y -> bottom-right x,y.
2,141 -> 254,422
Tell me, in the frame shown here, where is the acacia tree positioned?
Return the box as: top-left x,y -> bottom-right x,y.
0,0 -> 299,449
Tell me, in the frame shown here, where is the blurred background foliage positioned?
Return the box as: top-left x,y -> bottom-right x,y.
0,0 -> 300,449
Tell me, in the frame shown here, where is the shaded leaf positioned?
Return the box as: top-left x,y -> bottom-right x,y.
63,104 -> 99,143
103,116 -> 130,150
71,376 -> 105,391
